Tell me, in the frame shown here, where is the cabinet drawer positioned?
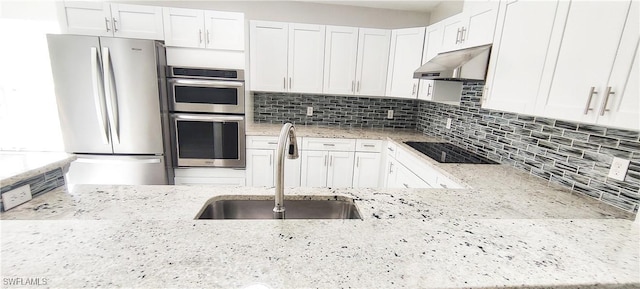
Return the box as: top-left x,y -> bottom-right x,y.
246,136 -> 303,150
356,139 -> 383,152
302,138 -> 356,151
395,146 -> 438,186
174,176 -> 245,186
174,168 -> 245,178
385,141 -> 398,158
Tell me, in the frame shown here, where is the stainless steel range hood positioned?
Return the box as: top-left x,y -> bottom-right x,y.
413,44 -> 492,81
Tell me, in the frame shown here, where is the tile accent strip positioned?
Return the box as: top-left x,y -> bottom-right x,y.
0,167 -> 66,212
253,92 -> 417,129
417,81 -> 640,213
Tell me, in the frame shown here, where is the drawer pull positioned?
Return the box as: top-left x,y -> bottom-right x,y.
323,144 -> 335,146
267,142 -> 278,145
363,144 -> 375,148
387,147 -> 395,152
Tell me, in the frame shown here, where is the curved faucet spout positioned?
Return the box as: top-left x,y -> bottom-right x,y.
273,123 -> 298,219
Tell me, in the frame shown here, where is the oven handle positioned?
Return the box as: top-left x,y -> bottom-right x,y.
174,114 -> 245,122
169,79 -> 244,88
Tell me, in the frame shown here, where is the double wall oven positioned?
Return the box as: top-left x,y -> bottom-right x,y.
168,67 -> 246,167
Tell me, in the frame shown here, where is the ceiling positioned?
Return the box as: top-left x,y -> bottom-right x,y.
298,0 -> 446,12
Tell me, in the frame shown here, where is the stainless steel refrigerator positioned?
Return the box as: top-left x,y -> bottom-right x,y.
47,34 -> 171,185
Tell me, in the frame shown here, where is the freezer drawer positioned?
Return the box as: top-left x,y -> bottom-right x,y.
67,155 -> 167,185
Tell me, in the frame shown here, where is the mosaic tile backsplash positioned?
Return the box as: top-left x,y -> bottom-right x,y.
417,82 -> 640,213
253,92 -> 417,129
252,85 -> 640,213
0,167 -> 66,212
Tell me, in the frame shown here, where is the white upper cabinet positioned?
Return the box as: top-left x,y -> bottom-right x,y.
440,1 -> 499,52
324,26 -> 391,97
250,21 -> 325,93
59,2 -> 164,39
288,24 -> 326,93
356,28 -> 392,96
250,21 -> 289,92
203,11 -> 245,51
386,27 -> 426,99
164,7 -> 244,50
483,0 -> 560,114
323,26 -> 360,94
163,8 -> 204,48
535,0 -> 637,129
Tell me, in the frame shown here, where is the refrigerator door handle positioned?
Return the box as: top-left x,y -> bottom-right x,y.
102,47 -> 120,144
75,157 -> 162,164
90,47 -> 109,144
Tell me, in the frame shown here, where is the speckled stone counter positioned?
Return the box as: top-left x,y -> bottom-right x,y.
2,164 -> 639,288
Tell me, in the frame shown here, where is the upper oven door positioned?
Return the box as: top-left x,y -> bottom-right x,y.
169,79 -> 245,114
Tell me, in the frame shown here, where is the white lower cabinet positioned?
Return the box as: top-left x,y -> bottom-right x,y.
394,162 -> 431,189
246,149 -> 301,187
352,152 -> 382,188
300,150 -> 354,188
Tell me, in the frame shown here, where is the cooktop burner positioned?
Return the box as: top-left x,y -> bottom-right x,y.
404,142 -> 498,164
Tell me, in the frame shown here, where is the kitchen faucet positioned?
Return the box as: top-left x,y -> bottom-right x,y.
273,123 -> 299,219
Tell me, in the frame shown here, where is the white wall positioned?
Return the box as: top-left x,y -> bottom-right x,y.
116,0 -> 430,28
429,0 -> 463,24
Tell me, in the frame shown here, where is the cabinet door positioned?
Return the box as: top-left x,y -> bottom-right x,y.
288,24 -> 326,93
356,28 -> 391,96
353,152 -> 382,188
596,1 -> 639,130
417,80 -> 462,104
204,10 -> 244,51
483,0 -> 559,114
384,158 -> 398,188
284,153 -> 302,187
386,27 -> 425,98
59,1 -> 112,37
440,14 -> 466,52
536,1 -> 631,123
418,23 -> 444,100
462,1 -> 499,48
163,8 -> 204,48
110,4 -> 164,40
326,151 -> 355,188
246,149 -> 274,187
300,151 -> 328,187
323,26 -> 359,94
249,21 -> 289,92
395,162 -> 431,189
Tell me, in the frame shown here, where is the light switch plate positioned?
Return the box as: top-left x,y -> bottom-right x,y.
608,157 -> 630,181
2,184 -> 32,211
446,118 -> 452,129
306,107 -> 313,116
387,110 -> 394,119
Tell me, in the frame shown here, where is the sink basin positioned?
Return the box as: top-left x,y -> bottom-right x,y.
196,196 -> 361,220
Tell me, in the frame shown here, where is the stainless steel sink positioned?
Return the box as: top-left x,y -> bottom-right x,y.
196,196 -> 362,220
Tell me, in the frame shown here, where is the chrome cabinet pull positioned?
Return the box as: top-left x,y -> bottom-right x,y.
427,83 -> 433,97
357,81 -> 361,92
289,77 -> 292,89
599,86 -> 614,116
283,77 -> 286,89
351,80 -> 355,92
583,86 -> 597,114
324,155 -> 327,167
105,17 -> 111,32
363,144 -> 375,148
412,84 -> 417,95
455,28 -> 461,44
387,147 -> 394,152
403,183 -> 409,188
113,18 -> 118,32
330,156 -> 333,167
199,29 -> 203,44
356,156 -> 360,168
323,143 -> 335,147
460,27 -> 467,42
206,30 -> 210,44
389,162 -> 394,173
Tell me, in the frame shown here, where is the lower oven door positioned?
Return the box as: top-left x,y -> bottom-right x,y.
172,113 -> 245,167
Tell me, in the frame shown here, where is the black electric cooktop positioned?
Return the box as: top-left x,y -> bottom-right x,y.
404,142 -> 498,164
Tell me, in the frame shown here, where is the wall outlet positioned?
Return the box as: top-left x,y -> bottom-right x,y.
446,118 -> 452,129
608,157 -> 630,181
306,107 -> 313,116
387,110 -> 394,119
2,184 -> 32,211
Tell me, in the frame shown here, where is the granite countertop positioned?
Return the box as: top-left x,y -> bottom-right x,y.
1,127 -> 639,288
0,151 -> 76,187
